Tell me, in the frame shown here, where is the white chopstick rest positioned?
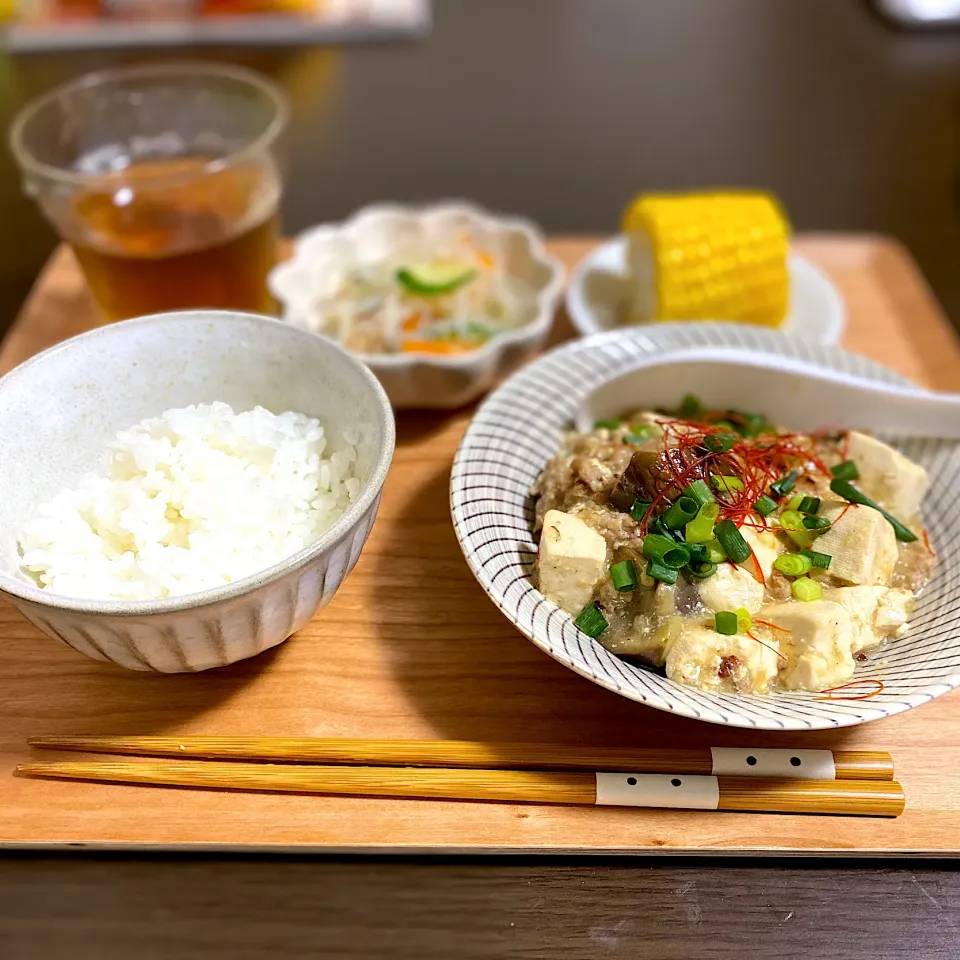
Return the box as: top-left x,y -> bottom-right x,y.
595,773 -> 720,810
710,747 -> 836,780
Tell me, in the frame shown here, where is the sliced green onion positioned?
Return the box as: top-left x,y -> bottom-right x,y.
773,554 -> 813,577
802,549 -> 832,569
770,468 -> 800,498
791,577 -> 823,602
703,539 -> 727,564
664,496 -> 699,530
574,603 -> 608,637
786,494 -> 804,512
798,496 -> 821,515
646,559 -> 679,585
715,611 -> 739,636
625,423 -> 658,444
629,499 -> 651,522
831,459 -> 860,481
735,607 -> 753,632
737,412 -> 768,437
688,560 -> 717,581
685,501 -> 720,544
610,560 -> 639,592
704,433 -> 737,454
678,394 -> 704,419
710,474 -> 745,494
779,509 -> 817,549
754,495 -> 778,517
663,546 -> 692,569
685,543 -> 708,563
594,419 -> 621,430
829,478 -> 918,543
642,534 -> 679,563
714,519 -> 751,564
802,515 -> 831,531
682,479 -> 715,509
713,419 -> 737,432
650,517 -> 681,542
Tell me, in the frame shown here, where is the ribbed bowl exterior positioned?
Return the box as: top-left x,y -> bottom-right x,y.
7,493 -> 381,673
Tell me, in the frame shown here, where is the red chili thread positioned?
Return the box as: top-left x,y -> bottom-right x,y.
815,679 -> 885,701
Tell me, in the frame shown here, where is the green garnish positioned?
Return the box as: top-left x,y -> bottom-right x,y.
829,478 -> 918,543
773,554 -> 814,577
802,515 -> 831,531
702,539 -> 727,564
663,496 -> 699,530
625,423 -> 659,444
714,519 -> 751,564
688,560 -> 717,581
797,497 -> 821,515
682,479 -> 716,509
802,549 -> 832,569
574,603 -> 609,637
770,469 -> 800,498
779,509 -> 817,549
831,460 -> 860,481
642,534 -> 684,565
646,559 -> 679,584
594,418 -> 621,430
678,394 -> 704,419
629,499 -> 651,522
710,475 -> 745,494
704,433 -> 737,454
754,495 -> 778,517
786,494 -> 804,512
610,560 -> 639,592
715,611 -> 739,636
791,577 -> 822,602
735,607 -> 753,632
685,501 -> 720,544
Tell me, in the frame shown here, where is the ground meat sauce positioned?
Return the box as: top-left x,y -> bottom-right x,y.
532,404 -> 934,696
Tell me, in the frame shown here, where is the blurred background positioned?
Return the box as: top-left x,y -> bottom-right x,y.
1,0 -> 959,335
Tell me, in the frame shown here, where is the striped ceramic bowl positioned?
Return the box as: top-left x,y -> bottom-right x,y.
0,312 -> 395,672
451,324 -> 960,730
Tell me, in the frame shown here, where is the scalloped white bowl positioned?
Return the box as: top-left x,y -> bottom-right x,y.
269,202 -> 566,408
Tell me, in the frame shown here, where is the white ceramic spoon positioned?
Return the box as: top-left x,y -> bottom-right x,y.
575,347 -> 960,438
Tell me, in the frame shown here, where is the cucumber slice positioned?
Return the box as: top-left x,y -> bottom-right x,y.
396,261 -> 477,296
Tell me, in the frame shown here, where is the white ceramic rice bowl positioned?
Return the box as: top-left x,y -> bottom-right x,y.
0,311 -> 395,672
451,324 -> 960,730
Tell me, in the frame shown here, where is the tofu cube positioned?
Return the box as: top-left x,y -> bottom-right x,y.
697,562 -> 765,615
759,600 -> 856,690
822,586 -> 914,652
813,501 -> 898,586
845,432 -> 929,519
664,624 -> 781,694
537,509 -> 608,615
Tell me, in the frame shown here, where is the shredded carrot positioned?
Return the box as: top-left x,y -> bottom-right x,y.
401,313 -> 422,332
401,339 -> 479,355
477,252 -> 495,269
815,679 -> 885,701
923,528 -> 934,556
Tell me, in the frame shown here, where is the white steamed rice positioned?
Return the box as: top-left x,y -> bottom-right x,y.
17,402 -> 362,601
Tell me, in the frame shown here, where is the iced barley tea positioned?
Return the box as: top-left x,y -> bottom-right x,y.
68,157 -> 280,322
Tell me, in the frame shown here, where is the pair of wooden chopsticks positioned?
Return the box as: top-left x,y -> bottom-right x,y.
19,737 -> 905,817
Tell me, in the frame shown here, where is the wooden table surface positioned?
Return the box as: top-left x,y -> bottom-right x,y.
4,236 -> 960,954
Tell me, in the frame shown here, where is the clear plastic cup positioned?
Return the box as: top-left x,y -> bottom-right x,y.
10,62 -> 289,322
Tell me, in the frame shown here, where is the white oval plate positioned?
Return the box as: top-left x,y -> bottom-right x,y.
451,324 -> 960,731
566,236 -> 845,345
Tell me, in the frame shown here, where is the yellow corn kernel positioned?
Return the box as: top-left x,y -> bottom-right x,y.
622,191 -> 790,327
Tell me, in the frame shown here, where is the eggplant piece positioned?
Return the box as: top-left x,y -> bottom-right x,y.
608,450 -> 663,512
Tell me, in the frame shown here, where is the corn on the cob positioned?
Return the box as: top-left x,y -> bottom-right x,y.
621,191 -> 790,327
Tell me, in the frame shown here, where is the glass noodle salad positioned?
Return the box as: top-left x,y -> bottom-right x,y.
305,234 -> 538,355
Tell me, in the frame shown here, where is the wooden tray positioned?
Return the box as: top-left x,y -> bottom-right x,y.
3,235 -> 960,855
